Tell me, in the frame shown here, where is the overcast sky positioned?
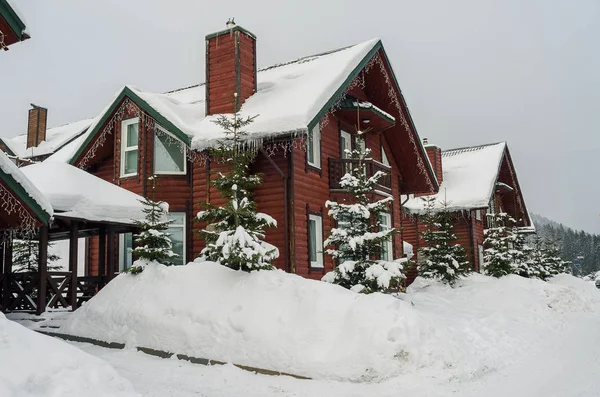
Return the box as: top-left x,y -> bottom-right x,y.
1,0 -> 599,232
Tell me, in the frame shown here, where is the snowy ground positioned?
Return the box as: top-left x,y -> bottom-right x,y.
7,268 -> 600,396
66,313 -> 600,397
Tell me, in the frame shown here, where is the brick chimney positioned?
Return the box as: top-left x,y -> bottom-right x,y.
423,138 -> 443,184
205,19 -> 257,115
26,104 -> 48,149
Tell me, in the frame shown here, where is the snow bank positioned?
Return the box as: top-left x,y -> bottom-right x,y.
62,261 -> 431,381
0,313 -> 136,397
61,263 -> 600,382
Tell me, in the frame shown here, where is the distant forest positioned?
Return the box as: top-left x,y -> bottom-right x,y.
531,213 -> 600,276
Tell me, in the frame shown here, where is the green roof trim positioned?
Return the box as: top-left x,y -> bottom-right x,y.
0,0 -> 27,41
0,167 -> 51,225
205,25 -> 256,41
69,86 -> 192,166
306,40 -> 438,191
307,40 -> 383,132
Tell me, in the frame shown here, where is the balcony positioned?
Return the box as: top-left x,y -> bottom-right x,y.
329,158 -> 392,194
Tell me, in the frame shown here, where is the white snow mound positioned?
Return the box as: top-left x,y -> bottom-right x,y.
0,313 -> 137,397
61,263 -> 600,382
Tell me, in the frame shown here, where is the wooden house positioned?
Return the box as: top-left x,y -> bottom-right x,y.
402,141 -> 533,275
59,22 -> 438,280
0,0 -> 29,50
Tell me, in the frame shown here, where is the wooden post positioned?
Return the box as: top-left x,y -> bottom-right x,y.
69,221 -> 79,310
37,226 -> 48,315
98,227 -> 106,288
2,238 -> 13,311
106,226 -> 115,282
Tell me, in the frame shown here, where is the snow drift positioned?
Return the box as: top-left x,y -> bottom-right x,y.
60,261 -> 600,382
0,313 -> 136,397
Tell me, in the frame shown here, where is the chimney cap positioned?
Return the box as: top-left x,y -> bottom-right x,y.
205,23 -> 256,41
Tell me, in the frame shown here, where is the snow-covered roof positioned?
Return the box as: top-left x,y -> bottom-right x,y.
404,142 -> 507,213
20,162 -> 146,225
0,150 -> 53,224
3,118 -> 92,159
69,39 -> 383,161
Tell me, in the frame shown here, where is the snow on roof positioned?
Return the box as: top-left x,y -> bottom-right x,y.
70,38 -> 381,161
44,133 -> 88,163
4,118 -> 92,159
20,162 -> 146,225
404,142 -> 507,213
0,150 -> 53,220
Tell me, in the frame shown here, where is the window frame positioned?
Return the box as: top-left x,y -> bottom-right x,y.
153,125 -> 187,176
379,212 -> 393,261
120,117 -> 140,178
340,130 -> 352,159
118,233 -> 133,272
307,125 -> 321,170
167,212 -> 187,266
475,209 -> 482,221
308,213 -> 324,269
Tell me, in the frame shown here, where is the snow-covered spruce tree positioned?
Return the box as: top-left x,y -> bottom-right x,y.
510,222 -> 534,277
417,196 -> 471,285
483,212 -> 520,277
129,176 -> 177,274
12,238 -> 61,273
322,136 -> 405,293
525,236 -> 569,280
197,108 -> 278,271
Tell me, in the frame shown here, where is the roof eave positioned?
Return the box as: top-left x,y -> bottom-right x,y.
0,0 -> 27,41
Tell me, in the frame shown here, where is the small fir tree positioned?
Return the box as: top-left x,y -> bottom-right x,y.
12,238 -> 61,273
483,212 -> 519,277
510,223 -> 533,277
322,136 -> 405,293
417,196 -> 472,285
129,176 -> 177,274
197,103 -> 278,271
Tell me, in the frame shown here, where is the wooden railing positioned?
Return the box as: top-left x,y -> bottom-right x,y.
329,158 -> 392,194
0,272 -> 106,313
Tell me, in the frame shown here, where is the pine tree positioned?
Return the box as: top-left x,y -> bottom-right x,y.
12,238 -> 61,273
197,104 -> 278,272
483,212 -> 519,277
417,196 -> 471,285
322,135 -> 405,293
129,176 -> 178,274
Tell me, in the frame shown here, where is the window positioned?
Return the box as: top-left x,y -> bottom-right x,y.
308,214 -> 324,268
475,210 -> 482,221
120,118 -> 139,177
478,244 -> 485,273
118,233 -> 133,272
379,213 -> 393,261
381,146 -> 390,166
154,127 -> 186,175
167,213 -> 186,266
307,125 -> 321,169
340,130 -> 352,159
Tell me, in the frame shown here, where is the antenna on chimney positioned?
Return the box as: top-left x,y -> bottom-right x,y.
226,17 -> 236,29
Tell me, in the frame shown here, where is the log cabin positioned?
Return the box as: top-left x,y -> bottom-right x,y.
58,22 -> 439,280
0,0 -> 29,50
402,140 -> 533,277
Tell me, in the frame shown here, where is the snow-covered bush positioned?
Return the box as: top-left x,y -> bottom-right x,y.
322,137 -> 405,293
129,176 -> 177,274
417,196 -> 471,285
198,110 -> 278,271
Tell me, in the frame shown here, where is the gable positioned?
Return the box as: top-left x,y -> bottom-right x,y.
69,86 -> 193,166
